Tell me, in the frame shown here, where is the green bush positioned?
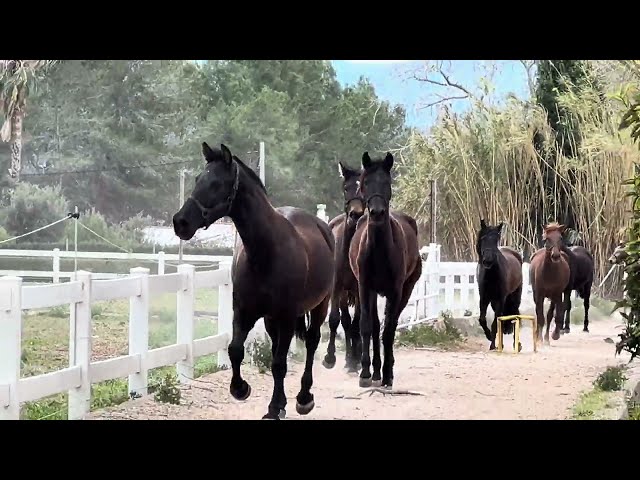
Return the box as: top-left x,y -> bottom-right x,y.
0,183 -> 69,243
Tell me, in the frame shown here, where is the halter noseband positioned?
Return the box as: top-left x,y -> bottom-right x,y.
188,160 -> 240,230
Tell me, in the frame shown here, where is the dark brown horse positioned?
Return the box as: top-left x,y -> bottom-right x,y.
548,245 -> 594,334
529,222 -> 571,344
349,151 -> 422,389
475,220 -> 524,351
323,161 -> 364,373
172,142 -> 335,420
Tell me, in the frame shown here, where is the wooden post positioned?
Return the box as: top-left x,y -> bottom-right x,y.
176,264 -> 195,383
68,270 -> 92,420
259,141 -> 266,187
0,276 -> 22,420
217,259 -> 233,369
178,169 -> 186,264
158,251 -> 165,275
430,179 -> 437,244
52,248 -> 60,284
129,267 -> 150,397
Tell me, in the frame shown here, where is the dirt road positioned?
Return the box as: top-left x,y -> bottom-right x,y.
87,314 -> 632,420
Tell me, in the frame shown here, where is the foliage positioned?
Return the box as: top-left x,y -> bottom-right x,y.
614,64 -> 640,361
248,337 -> 273,374
1,60 -> 408,223
394,65 -> 637,296
0,182 -> 68,242
395,312 -> 463,349
153,372 -> 182,405
593,365 -> 627,391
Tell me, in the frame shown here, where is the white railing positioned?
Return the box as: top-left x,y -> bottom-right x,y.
0,248 -> 230,281
0,261 -> 234,420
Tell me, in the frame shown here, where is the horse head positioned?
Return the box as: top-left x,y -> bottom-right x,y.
542,222 -> 566,263
609,241 -> 628,265
359,151 -> 393,225
173,142 -> 240,240
338,161 -> 364,224
476,218 -> 503,269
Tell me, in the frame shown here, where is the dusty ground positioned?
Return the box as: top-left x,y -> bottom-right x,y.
87,315 -> 631,420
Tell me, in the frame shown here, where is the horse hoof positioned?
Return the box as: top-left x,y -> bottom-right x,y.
552,330 -> 560,341
230,381 -> 251,401
261,411 -> 280,420
296,399 -> 315,415
279,408 -> 286,419
322,356 -> 336,369
583,328 -> 589,333
359,377 -> 372,388
372,379 -> 382,387
517,342 -> 522,353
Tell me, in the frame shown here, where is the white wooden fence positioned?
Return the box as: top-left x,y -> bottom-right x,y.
0,261 -> 234,420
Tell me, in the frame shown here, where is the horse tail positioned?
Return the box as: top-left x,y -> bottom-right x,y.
295,313 -> 310,342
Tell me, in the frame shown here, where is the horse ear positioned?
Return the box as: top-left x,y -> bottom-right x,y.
338,161 -> 346,179
202,142 -> 216,163
558,224 -> 566,234
383,152 -> 394,172
362,152 -> 372,169
498,222 -> 504,232
220,143 -> 233,165
480,218 -> 487,230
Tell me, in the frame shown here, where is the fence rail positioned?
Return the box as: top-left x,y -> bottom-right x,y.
1,242 -> 543,420
0,261 -> 234,420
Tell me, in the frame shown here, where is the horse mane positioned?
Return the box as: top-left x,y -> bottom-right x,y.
543,221 -> 564,232
232,154 -> 267,195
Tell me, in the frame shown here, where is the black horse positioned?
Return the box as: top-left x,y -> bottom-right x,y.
550,245 -> 594,334
323,161 -> 364,372
349,152 -> 422,388
475,220 -> 524,350
173,142 -> 335,420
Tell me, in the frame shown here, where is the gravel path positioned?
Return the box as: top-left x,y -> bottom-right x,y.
87,315 -> 631,420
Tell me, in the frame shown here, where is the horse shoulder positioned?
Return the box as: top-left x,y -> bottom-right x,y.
328,213 -> 345,230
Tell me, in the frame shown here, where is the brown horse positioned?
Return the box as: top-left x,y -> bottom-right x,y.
323,161 -> 364,372
172,142 -> 335,420
349,151 -> 422,388
529,222 -> 571,344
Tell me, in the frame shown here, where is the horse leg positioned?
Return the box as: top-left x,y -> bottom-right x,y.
478,295 -> 492,341
323,290 -> 342,369
358,286 -> 376,388
488,298 -> 504,350
262,316 -> 294,420
582,284 -> 592,333
296,296 -> 330,416
228,309 -> 259,403
534,292 -> 545,345
545,301 -> 554,345
339,295 -> 353,369
371,303 -> 382,387
551,293 -> 564,341
381,288 -> 402,388
562,290 -> 572,335
347,301 -> 362,373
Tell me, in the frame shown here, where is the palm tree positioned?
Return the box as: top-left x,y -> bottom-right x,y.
0,60 -> 57,182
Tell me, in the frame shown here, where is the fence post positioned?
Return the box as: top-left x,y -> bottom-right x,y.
176,264 -> 195,383
129,267 -> 150,397
158,251 -> 165,275
68,270 -> 93,420
217,259 -> 233,369
429,244 -> 441,319
0,276 -> 22,420
316,204 -> 328,223
52,248 -> 60,284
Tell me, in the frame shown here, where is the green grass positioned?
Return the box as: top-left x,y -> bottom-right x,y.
628,402 -> 640,420
20,288 -> 221,420
572,365 -> 629,420
572,388 -> 619,419
395,315 -> 464,349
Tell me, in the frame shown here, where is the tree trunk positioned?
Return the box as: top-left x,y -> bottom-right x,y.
8,106 -> 23,182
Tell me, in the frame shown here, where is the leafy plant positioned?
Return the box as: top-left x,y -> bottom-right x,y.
593,365 -> 627,391
153,372 -> 181,405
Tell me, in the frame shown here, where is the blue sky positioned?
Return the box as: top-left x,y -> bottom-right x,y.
330,60 -> 531,130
